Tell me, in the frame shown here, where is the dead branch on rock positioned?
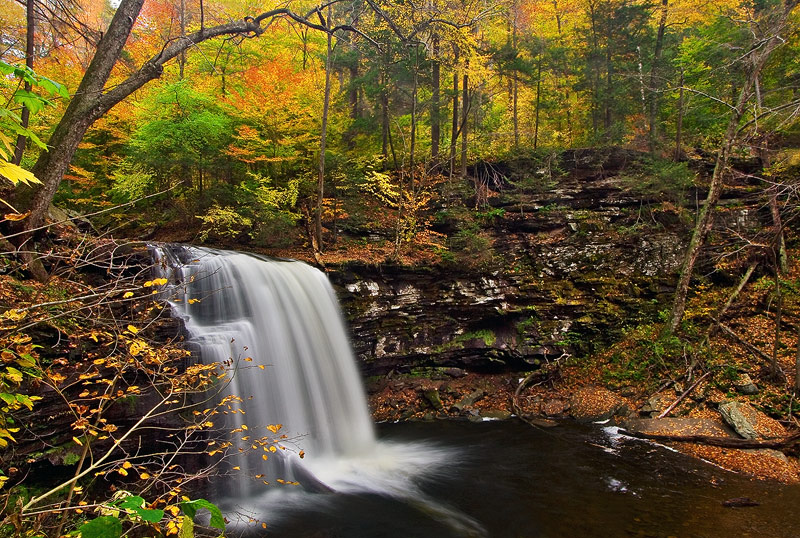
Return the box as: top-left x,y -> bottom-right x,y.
656,371 -> 712,419
619,429 -> 800,450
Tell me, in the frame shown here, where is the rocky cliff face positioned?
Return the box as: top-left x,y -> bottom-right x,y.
328,149 -> 763,376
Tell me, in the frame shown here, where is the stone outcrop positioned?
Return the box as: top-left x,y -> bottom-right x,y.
329,149 -> 766,377
719,401 -> 787,440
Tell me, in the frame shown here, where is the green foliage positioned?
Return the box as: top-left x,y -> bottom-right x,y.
181,498 -> 226,531
0,60 -> 67,192
618,159 -> 696,202
197,204 -> 253,242
73,495 -> 222,538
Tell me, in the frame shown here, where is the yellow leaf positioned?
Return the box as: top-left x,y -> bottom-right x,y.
139,472 -> 150,480
72,436 -> 83,446
127,325 -> 139,334
269,445 -> 277,453
1,310 -> 26,322
122,461 -> 132,469
123,291 -> 134,298
0,159 -> 40,186
118,467 -> 128,476
266,424 -> 282,434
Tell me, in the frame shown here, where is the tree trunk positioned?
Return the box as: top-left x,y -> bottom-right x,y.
316,8 -> 333,253
12,0 -> 35,165
795,324 -> 800,392
409,48 -> 418,193
449,49 -> 460,180
460,69 -> 469,178
771,267 -> 783,379
179,0 -> 186,79
534,54 -> 542,150
674,68 -> 685,161
381,73 -> 390,162
431,35 -> 440,162
648,0 -> 668,154
669,4 -> 796,332
24,0 -> 148,236
511,0 -> 519,149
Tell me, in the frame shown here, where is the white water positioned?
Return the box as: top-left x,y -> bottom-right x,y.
152,246 -> 485,535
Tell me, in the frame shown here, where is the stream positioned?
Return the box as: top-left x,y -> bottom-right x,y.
232,419 -> 800,538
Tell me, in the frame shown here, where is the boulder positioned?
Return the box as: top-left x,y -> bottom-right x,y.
733,374 -> 759,395
480,409 -> 512,420
569,386 -> 626,422
719,401 -> 786,440
422,388 -> 444,411
451,388 -> 486,412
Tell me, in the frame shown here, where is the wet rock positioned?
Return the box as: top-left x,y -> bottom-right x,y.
451,389 -> 486,412
719,401 -> 786,440
722,497 -> 760,508
569,386 -> 625,422
733,374 -> 759,395
480,409 -> 512,420
423,388 -> 444,411
444,368 -> 468,378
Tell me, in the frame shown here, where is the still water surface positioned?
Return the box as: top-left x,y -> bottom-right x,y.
230,420 -> 800,538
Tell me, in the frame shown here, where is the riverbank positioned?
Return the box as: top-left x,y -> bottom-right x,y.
366,358 -> 800,483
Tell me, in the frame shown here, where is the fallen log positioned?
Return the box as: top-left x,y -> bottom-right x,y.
618,429 -> 800,450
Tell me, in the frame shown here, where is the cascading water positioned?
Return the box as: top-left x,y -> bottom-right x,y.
152,245 -> 486,535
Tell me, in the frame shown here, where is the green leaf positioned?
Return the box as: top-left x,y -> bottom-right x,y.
0,393 -> 14,406
79,516 -> 122,538
15,354 -> 36,368
180,499 -> 226,531
14,394 -> 34,411
116,496 -> 164,523
38,76 -> 69,99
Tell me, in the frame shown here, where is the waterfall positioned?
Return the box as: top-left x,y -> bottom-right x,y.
152,246 -> 375,494
152,245 -> 485,536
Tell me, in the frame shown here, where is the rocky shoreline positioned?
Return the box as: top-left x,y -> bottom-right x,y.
365,369 -> 800,483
